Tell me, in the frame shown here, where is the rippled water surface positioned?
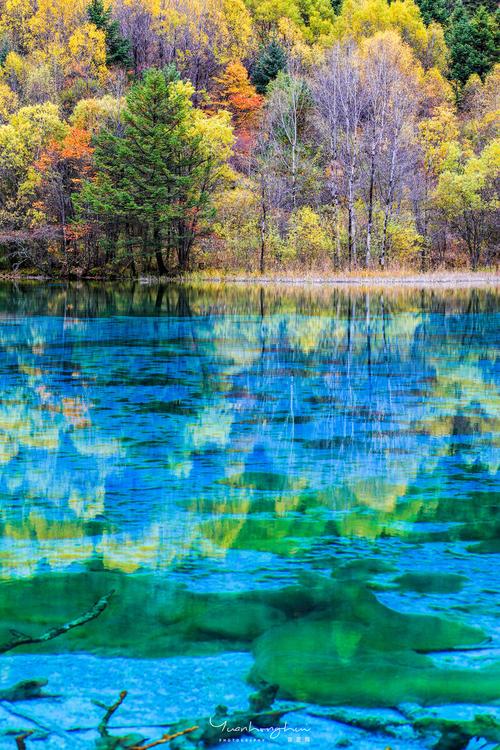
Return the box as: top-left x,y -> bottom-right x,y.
0,282 -> 498,748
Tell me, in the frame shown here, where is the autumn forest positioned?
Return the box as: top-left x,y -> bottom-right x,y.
0,0 -> 498,276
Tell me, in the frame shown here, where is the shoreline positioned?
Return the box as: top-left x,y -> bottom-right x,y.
1,271 -> 499,287
178,272 -> 500,287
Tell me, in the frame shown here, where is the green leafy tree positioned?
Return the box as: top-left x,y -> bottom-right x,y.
252,41 -> 287,94
87,0 -> 131,68
433,139 -> 499,269
80,68 -> 233,273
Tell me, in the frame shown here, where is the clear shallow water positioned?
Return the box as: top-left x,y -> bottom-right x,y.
0,283 -> 499,747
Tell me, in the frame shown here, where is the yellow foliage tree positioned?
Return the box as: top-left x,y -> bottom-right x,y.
0,81 -> 19,123
419,105 -> 460,177
0,102 -> 67,221
68,23 -> 108,85
433,139 -> 500,268
28,0 -> 88,51
288,206 -> 332,266
422,67 -> 454,115
70,95 -> 124,134
335,0 -> 446,69
0,0 -> 34,51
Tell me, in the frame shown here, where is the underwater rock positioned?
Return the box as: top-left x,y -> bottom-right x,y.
412,713 -> 500,746
191,602 -> 286,641
0,678 -> 50,701
335,559 -> 397,580
250,580 -> 494,709
394,572 -> 468,594
304,580 -> 487,652
251,619 -> 500,707
467,539 -> 500,554
243,577 -> 338,617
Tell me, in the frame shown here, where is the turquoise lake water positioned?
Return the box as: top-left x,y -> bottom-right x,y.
0,282 -> 498,748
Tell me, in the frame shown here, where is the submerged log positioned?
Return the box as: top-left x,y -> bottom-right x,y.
0,591 -> 115,654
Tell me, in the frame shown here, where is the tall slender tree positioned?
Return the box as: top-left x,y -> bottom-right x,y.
252,41 -> 287,94
87,0 -> 131,67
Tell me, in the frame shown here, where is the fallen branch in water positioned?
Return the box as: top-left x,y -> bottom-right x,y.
90,682 -> 301,749
130,726 -> 198,749
0,591 -> 115,654
94,690 -> 146,749
15,731 -> 33,750
96,691 -> 128,737
141,683 -> 305,748
307,707 -> 407,737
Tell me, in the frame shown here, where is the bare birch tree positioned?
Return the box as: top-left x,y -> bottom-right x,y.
314,41 -> 364,268
361,32 -> 421,268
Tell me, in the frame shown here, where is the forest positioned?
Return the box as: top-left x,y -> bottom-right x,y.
0,0 -> 498,276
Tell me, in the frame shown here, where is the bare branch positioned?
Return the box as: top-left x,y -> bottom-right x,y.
15,731 -> 34,750
131,725 -> 198,749
0,591 -> 115,655
98,690 -> 128,737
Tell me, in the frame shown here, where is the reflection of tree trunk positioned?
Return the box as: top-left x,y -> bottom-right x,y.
346,296 -> 355,375
381,293 -> 388,361
176,286 -> 192,317
155,285 -> 165,311
366,293 -> 372,383
153,226 -> 167,276
347,294 -> 352,353
128,282 -> 137,314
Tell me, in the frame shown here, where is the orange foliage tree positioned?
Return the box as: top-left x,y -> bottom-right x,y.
33,126 -> 96,270
215,61 -> 263,159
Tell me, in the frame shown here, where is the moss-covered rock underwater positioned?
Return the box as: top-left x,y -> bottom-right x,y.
1,558 -> 498,711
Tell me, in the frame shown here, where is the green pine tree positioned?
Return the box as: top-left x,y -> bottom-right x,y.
416,0 -> 448,25
446,0 -> 481,85
251,41 -> 287,95
80,69 -> 215,274
87,0 -> 131,68
471,6 -> 499,78
462,0 -> 497,15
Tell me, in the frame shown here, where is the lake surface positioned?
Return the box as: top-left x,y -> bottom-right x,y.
0,282 -> 498,749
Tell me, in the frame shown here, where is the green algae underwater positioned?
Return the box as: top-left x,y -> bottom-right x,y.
1,560 -> 499,709
0,282 -> 499,745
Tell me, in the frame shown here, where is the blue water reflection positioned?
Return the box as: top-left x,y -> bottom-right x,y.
0,284 -> 498,581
